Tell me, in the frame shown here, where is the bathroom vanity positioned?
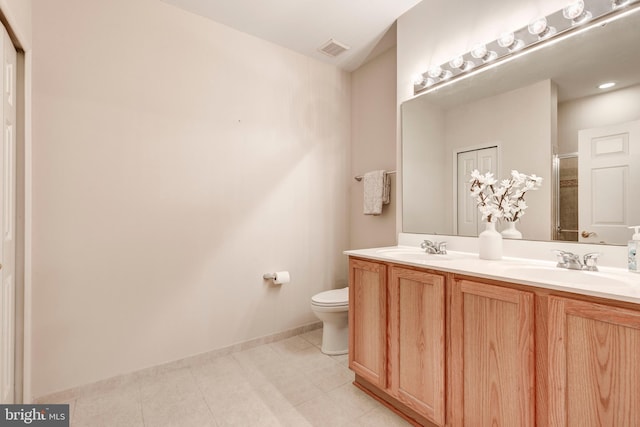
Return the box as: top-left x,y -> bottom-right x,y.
345,246 -> 640,427
380,3 -> 640,425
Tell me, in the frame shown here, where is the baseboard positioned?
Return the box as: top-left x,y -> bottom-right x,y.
35,321 -> 322,404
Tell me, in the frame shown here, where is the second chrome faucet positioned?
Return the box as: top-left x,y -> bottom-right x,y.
553,250 -> 600,272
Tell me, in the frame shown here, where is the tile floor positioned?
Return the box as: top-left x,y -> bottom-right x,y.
60,329 -> 413,426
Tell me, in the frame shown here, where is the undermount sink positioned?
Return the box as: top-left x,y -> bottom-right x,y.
375,247 -> 424,253
375,247 -> 460,261
502,265 -> 638,288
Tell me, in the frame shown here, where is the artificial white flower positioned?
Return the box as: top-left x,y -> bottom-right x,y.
530,174 -> 543,184
510,170 -> 526,185
469,169 -> 542,223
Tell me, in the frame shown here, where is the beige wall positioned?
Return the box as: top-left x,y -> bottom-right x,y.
349,47 -> 397,249
31,0 -> 350,398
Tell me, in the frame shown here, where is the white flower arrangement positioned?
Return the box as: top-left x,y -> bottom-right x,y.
469,170 -> 543,223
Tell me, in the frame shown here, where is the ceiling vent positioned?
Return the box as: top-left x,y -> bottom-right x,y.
318,39 -> 350,57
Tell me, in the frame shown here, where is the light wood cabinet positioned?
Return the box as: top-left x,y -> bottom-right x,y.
548,296 -> 640,427
348,255 -> 640,426
389,266 -> 446,425
349,259 -> 446,426
450,278 -> 535,427
348,258 -> 387,388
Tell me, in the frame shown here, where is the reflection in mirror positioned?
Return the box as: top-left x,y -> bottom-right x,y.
575,118 -> 640,245
401,6 -> 640,245
554,154 -> 578,242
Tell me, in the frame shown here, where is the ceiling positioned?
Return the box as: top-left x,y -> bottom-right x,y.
159,0 -> 422,71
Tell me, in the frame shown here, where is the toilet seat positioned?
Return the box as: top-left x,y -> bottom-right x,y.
311,287 -> 348,307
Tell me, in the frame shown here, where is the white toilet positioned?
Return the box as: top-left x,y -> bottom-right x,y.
310,287 -> 349,355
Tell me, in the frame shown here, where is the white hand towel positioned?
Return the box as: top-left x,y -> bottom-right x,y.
363,170 -> 390,215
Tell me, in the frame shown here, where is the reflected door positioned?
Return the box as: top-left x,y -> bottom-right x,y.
457,147 -> 497,236
578,119 -> 640,245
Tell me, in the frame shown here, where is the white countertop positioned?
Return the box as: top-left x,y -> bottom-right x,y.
345,246 -> 640,305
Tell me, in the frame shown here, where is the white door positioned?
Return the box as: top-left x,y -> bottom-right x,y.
457,147 -> 497,236
578,119 -> 640,245
0,23 -> 16,404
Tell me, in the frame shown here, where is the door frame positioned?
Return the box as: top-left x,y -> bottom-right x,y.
0,7 -> 31,404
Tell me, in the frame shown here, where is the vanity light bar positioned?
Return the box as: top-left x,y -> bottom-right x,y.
413,0 -> 640,95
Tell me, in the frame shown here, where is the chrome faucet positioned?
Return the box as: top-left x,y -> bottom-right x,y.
421,240 -> 447,255
552,250 -> 600,272
582,253 -> 600,271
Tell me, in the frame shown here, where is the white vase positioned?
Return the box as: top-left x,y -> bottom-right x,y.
479,221 -> 503,260
501,221 -> 523,240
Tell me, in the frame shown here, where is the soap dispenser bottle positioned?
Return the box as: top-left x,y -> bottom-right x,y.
629,226 -> 640,273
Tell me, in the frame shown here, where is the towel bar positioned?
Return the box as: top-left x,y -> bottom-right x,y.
354,170 -> 396,181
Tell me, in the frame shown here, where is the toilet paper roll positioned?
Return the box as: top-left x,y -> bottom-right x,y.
273,271 -> 290,285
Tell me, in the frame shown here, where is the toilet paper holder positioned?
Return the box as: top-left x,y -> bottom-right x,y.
262,271 -> 291,284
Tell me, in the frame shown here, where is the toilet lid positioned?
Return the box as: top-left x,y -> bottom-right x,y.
311,287 -> 349,306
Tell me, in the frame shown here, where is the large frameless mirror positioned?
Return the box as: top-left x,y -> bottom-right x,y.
401,4 -> 640,245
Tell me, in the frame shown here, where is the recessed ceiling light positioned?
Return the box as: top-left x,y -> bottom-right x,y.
598,82 -> 616,89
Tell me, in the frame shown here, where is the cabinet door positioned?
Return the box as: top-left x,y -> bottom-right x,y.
451,279 -> 535,427
389,267 -> 445,425
548,296 -> 640,426
349,258 -> 387,388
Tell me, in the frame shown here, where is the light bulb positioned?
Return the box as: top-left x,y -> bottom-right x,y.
449,56 -> 464,69
412,75 -> 435,88
412,74 -> 435,88
427,65 -> 442,78
470,44 -> 487,59
497,32 -> 524,51
497,32 -> 514,47
427,65 -> 452,80
528,17 -> 547,35
528,17 -> 556,39
563,0 -> 584,19
563,0 -> 592,23
449,56 -> 474,72
598,82 -> 616,89
412,74 -> 426,86
471,44 -> 497,62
